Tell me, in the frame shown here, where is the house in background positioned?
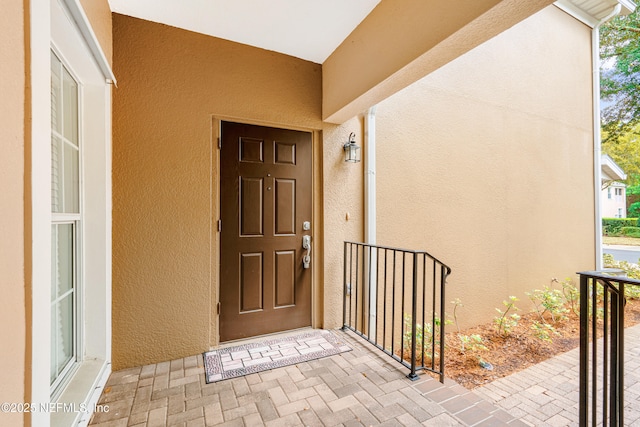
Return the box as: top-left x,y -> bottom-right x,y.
601,154 -> 628,218
2,0 -> 635,425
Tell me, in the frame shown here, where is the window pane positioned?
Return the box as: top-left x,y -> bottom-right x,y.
51,308 -> 57,384
51,136 -> 63,213
52,224 -> 74,299
51,52 -> 62,134
63,144 -> 79,213
56,294 -> 74,374
51,226 -> 56,299
49,50 -> 80,390
62,67 -> 78,145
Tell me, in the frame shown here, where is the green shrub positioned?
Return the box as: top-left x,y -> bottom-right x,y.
527,286 -> 569,323
402,313 -> 451,362
458,334 -> 488,355
603,218 -> 639,235
630,203 -> 640,219
604,253 -> 640,281
494,296 -> 520,336
620,226 -> 640,238
531,321 -> 559,342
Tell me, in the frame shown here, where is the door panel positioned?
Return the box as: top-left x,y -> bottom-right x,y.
220,121 -> 312,342
275,142 -> 296,165
240,253 -> 263,312
275,179 -> 296,235
240,177 -> 264,236
274,250 -> 296,307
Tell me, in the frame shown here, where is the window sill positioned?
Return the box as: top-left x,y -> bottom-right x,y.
51,359 -> 110,427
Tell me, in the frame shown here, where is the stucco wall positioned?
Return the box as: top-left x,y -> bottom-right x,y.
79,0 -> 112,65
322,118 -> 365,328
111,4 -> 592,368
323,0 -> 555,123
375,6 -> 595,328
112,14 -> 324,369
0,1 -> 26,425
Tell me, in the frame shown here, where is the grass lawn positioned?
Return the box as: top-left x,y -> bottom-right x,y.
603,235 -> 640,246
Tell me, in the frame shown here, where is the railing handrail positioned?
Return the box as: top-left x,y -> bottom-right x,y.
343,240 -> 453,274
578,270 -> 640,287
343,241 -> 452,383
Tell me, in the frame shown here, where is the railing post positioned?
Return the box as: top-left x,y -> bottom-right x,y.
611,283 -> 624,427
611,288 -> 618,427
407,252 -> 419,381
439,264 -> 446,383
619,283 -> 625,427
342,242 -> 348,331
579,274 -> 589,426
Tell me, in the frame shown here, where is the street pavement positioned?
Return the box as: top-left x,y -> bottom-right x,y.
603,244 -> 640,264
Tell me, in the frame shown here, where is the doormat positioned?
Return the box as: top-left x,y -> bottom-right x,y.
203,329 -> 351,383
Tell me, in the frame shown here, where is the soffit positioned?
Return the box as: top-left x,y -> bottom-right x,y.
107,0 -> 380,64
555,0 -> 636,26
602,155 -> 627,181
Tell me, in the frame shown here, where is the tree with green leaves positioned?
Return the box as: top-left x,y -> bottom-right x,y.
602,124 -> 640,187
600,9 -> 640,145
600,7 -> 640,213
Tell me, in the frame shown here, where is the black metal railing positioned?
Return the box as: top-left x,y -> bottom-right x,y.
578,271 -> 640,426
342,241 -> 452,382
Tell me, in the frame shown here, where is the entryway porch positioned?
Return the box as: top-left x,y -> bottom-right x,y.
91,324 -> 613,427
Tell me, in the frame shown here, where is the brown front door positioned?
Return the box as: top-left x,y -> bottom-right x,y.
219,121 -> 312,342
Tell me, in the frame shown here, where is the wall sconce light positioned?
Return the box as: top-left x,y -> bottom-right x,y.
343,132 -> 360,163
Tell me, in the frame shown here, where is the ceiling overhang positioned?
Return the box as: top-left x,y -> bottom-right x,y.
106,0 -> 633,124
322,0 -> 557,123
107,0 -> 381,64
554,0 -> 636,27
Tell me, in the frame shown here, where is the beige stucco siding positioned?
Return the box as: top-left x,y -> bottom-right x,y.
375,6 -> 595,328
79,0 -> 113,66
0,1 -> 26,425
321,119 -> 365,329
323,0 -> 556,123
112,4 -> 596,368
112,14 -> 324,369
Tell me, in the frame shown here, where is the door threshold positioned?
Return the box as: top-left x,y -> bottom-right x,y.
216,326 -> 314,349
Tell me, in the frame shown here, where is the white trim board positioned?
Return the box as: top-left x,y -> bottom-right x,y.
61,0 -> 116,84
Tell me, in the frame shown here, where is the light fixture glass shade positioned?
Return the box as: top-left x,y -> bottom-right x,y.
343,133 -> 361,163
344,143 -> 360,162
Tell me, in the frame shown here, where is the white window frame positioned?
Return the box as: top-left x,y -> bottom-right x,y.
50,48 -> 84,397
31,0 -> 115,425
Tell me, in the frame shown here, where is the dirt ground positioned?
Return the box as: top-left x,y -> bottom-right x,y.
443,299 -> 640,389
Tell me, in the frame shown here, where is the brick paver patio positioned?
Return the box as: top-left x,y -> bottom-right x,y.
475,322 -> 640,426
89,330 -> 526,426
89,324 -> 640,426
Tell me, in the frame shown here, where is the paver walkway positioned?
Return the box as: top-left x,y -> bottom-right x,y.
475,322 -> 640,426
89,324 -> 640,426
89,329 -> 526,426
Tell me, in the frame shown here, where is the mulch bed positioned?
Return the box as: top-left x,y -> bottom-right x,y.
443,299 -> 640,389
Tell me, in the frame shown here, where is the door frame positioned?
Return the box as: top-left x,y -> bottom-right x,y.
211,116 -> 323,345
